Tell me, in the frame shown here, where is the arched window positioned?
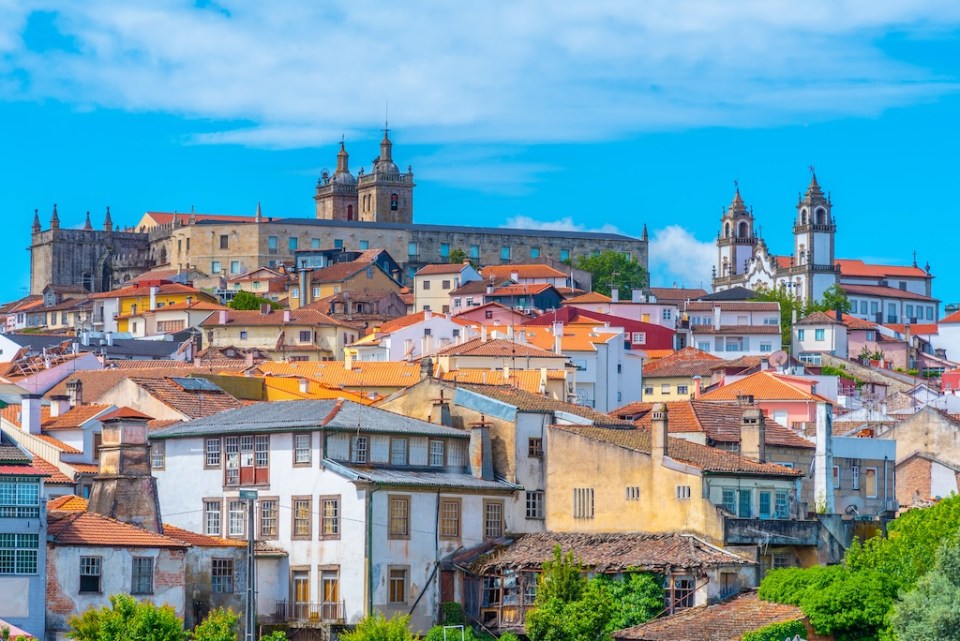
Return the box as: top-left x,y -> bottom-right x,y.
390,193 -> 399,211
738,221 -> 749,238
798,244 -> 806,265
724,222 -> 731,238
800,209 -> 807,225
815,208 -> 825,225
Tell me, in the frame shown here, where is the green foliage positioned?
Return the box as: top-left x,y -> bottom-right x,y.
190,608 -> 238,641
448,248 -> 467,264
497,633 -> 520,641
68,593 -> 186,641
891,536 -> 960,641
741,620 -> 807,641
228,290 -> 280,310
259,633 -> 289,641
752,283 -> 851,347
758,564 -> 846,606
537,546 -> 586,603
340,612 -> 418,641
527,579 -> 612,641
592,573 -> 664,633
575,251 -> 647,297
440,602 -> 466,625
818,284 -> 853,314
799,569 -> 897,641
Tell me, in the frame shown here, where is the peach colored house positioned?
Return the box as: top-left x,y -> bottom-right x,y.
453,302 -> 529,327
698,371 -> 832,428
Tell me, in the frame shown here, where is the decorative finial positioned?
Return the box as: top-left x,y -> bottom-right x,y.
32,208 -> 41,233
50,203 -> 60,229
83,211 -> 92,230
733,178 -> 739,193
912,251 -> 918,268
103,206 -> 113,232
809,164 -> 816,177
255,202 -> 263,221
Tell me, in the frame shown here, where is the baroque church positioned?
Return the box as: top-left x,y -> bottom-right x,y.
712,172 -> 839,303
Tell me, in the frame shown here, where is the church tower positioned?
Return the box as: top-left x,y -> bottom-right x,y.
793,170 -> 838,301
314,141 -> 359,221
715,185 -> 758,283
356,128 -> 414,224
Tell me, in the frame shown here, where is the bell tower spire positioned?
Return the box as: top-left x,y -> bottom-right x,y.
50,203 -> 60,230
715,181 -> 757,285
793,167 -> 838,302
31,209 -> 41,234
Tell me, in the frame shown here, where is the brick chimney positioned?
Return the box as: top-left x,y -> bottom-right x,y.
740,408 -> 765,462
469,418 -> 495,481
651,403 -> 668,463
67,378 -> 83,407
87,408 -> 164,533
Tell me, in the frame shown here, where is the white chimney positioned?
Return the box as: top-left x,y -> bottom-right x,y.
481,325 -> 488,342
283,310 -> 291,322
631,289 -> 643,303
20,395 -> 42,435
553,321 -> 563,354
50,395 -> 71,418
344,351 -> 353,371
510,272 -> 519,282
149,286 -> 159,311
713,305 -> 722,331
105,332 -> 114,347
611,288 -> 619,303
218,309 -> 228,325
298,378 -> 309,394
814,402 -> 835,514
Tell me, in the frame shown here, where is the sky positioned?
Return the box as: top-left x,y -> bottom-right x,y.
1,1 -> 959,306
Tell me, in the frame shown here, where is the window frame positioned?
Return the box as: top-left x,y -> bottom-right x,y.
292,495 -> 313,540
525,490 -> 545,520
439,497 -> 462,539
319,495 -> 341,541
150,441 -> 165,470
388,566 -> 409,604
388,495 -> 411,540
227,499 -> 246,538
212,557 -> 235,594
259,496 -> 279,540
131,556 -> 154,595
204,498 -> 222,537
483,499 -> 505,538
79,555 -> 103,594
572,488 -> 595,519
528,437 -> 544,458
293,433 -> 312,466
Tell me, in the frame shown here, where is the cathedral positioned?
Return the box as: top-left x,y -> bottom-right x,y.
712,172 -> 839,303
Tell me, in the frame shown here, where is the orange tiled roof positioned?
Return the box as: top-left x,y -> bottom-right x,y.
643,346 -> 721,377
835,258 -> 929,279
47,511 -> 188,548
129,377 -> 243,419
415,263 -> 471,276
48,494 -> 88,511
66,462 -> 99,474
561,291 -> 612,304
520,325 -> 620,353
441,369 -> 565,394
256,361 -> 421,389
306,261 -> 381,284
162,524 -> 246,548
490,283 -> 553,296
88,282 -> 208,300
481,264 -> 567,280
45,367 -> 247,402
699,371 -> 830,403
649,287 -> 708,302
33,433 -> 82,454
200,308 -> 355,328
941,310 -> 960,325
839,283 -> 937,302
434,337 -> 567,359
684,301 -> 780,312
0,404 -> 113,431
144,212 -> 258,225
30,454 -> 74,484
884,323 -> 938,336
373,311 -> 473,335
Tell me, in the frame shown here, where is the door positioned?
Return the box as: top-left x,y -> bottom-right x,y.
293,571 -> 310,620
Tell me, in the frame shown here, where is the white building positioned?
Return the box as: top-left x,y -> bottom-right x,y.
348,310 -> 479,362
413,262 -> 482,314
682,302 -> 782,359
150,400 -> 519,632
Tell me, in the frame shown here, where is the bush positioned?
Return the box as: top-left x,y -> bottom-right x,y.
340,612 -> 418,641
741,620 -> 807,641
191,608 -> 238,641
757,564 -> 845,605
68,593 -> 186,641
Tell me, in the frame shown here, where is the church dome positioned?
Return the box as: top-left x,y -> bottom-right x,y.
374,158 -> 400,176
332,170 -> 357,185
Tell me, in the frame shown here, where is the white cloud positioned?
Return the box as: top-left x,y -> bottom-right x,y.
502,216 -> 621,234
648,225 -> 714,289
0,1 -> 958,148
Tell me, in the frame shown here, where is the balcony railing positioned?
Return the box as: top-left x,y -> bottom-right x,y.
723,517 -> 820,546
272,600 -> 345,625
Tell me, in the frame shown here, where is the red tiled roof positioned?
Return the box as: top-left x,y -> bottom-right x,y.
100,407 -> 154,422
88,283 -> 208,300
490,283 -> 554,296
255,361 -> 421,389
306,261 -> 383,284
145,212 -> 258,225
129,377 -> 243,419
699,371 -> 830,403
562,292 -> 613,304
416,263 -> 471,276
839,283 -> 937,302
28,455 -> 74,484
47,511 -> 188,548
0,464 -> 48,476
433,337 -> 566,359
374,311 -> 473,335
941,310 -> 960,325
613,591 -> 804,640
835,258 -> 929,280
0,404 -> 113,431
649,287 -> 708,302
481,264 -> 567,279
162,524 -> 246,548
683,301 -> 780,312
33,434 -> 82,454
643,347 -> 722,378
884,323 -> 938,336
200,308 -> 354,328
48,495 -> 88,512
795,311 -> 844,326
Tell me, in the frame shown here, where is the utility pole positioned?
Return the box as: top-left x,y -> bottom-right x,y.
240,489 -> 258,641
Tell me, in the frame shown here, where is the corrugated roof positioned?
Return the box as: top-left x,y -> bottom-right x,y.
327,460 -> 520,491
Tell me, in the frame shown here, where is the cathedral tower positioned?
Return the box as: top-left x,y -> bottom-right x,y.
356,129 -> 414,224
793,170 -> 838,301
314,141 -> 359,221
716,185 -> 757,281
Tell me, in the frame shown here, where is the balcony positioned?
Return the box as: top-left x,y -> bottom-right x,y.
723,517 -> 820,546
271,600 -> 345,626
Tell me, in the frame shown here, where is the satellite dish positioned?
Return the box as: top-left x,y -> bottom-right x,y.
768,350 -> 789,368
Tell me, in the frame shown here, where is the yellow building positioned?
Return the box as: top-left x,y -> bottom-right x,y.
90,282 -> 218,333
639,346 -> 721,402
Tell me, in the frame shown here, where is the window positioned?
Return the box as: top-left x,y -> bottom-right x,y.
204,500 -> 222,536
389,496 -> 410,539
484,500 -> 505,537
440,498 -> 462,538
299,330 -> 312,343
760,343 -> 772,353
442,279 -> 451,290
218,234 -> 229,250
131,557 -> 154,594
259,498 -> 278,539
644,386 -> 654,395
500,246 -> 511,260
864,467 -> 878,498
0,476 -> 41,518
294,433 -> 311,465
927,306 -> 935,321
560,248 -> 570,262
408,242 -> 418,257
292,496 -> 312,539
352,436 -> 368,463
151,441 -> 165,470
526,491 -> 545,520
797,329 -> 806,341
390,193 -> 399,211
661,384 -> 671,395
669,576 -> 695,612
469,245 -> 480,259
485,310 -> 493,319
528,437 -> 543,458
722,489 -> 736,514
697,341 -> 710,351
228,500 -> 245,537
677,385 -> 689,395
205,438 -> 222,467
212,558 -> 235,594
865,330 -> 876,341
573,488 -> 594,519
815,328 -> 825,341
79,556 -> 102,593
389,568 -> 408,603
422,280 -> 431,290
626,486 -> 641,501
390,438 -> 408,465
833,465 -> 840,489
0,533 -> 38,575
759,491 -> 772,519
662,308 -> 672,320
632,332 -> 646,344
239,330 -> 248,340
530,246 -> 541,258
775,490 -> 789,519
333,238 -> 344,249
268,236 -> 278,252
429,440 -> 445,466
852,465 -> 860,490
440,243 -> 450,258
676,485 -> 691,500
321,569 -> 340,616
320,496 -> 340,539
289,237 -> 299,251
738,489 -> 752,517
211,260 -> 221,274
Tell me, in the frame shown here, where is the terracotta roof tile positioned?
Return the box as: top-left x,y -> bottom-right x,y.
162,524 -> 246,548
45,368 -> 246,402
100,407 -> 154,421
835,258 -> 930,280
643,347 -> 721,378
551,423 -> 803,476
416,263 -> 471,276
434,337 -> 566,359
128,377 -> 243,419
0,404 -> 113,431
48,494 -> 88,511
88,282 -> 208,300
561,292 -> 613,304
456,383 -> 631,427
699,371 -> 830,403
34,434 -> 81,454
940,310 -> 960,325
256,361 -> 421,388
839,283 -> 937,302
374,311 -> 473,335
306,261 -> 381,284
795,311 -> 844,326
441,369 -> 565,394
47,511 -> 188,548
29,455 -> 75,484
200,308 -> 354,328
884,323 -> 938,336
490,283 -> 553,296
649,287 -> 708,302
481,264 -> 567,279
613,591 -> 804,640
144,212 -> 257,225
683,302 -> 780,312
450,280 -> 493,296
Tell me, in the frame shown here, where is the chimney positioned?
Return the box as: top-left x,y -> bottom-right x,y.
299,268 -> 309,308
245,350 -> 254,367
506,325 -> 514,340
260,303 -> 271,315
344,351 -> 353,371
218,309 -> 228,325
713,305 -> 721,331
420,356 -> 433,380
740,408 -> 765,462
632,289 -> 643,303
67,378 -> 84,407
503,364 -> 511,382
149,286 -> 158,311
651,403 -> 668,463
553,321 -> 563,354
611,288 -> 619,303
105,332 -> 114,347
425,309 -> 433,320
283,309 -> 291,322
539,367 -> 548,395
50,395 -> 71,418
469,420 -> 495,481
20,395 -> 42,435
814,402 -> 835,514
87,411 -> 163,533
481,325 -> 488,342
298,377 -> 309,394
692,375 -> 702,400
510,272 -> 519,282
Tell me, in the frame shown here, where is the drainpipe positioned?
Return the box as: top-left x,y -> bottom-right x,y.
883,456 -> 889,513
365,485 -> 381,615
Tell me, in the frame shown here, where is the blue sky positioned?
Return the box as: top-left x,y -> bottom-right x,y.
2,2 -> 959,307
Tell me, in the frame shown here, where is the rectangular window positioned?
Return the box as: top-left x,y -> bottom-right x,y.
662,308 -> 672,320
440,498 -> 462,538
389,568 -> 408,603
352,436 -> 368,463
390,438 -> 408,465
860,301 -> 868,314
212,558 -> 235,594
759,491 -> 772,519
205,437 -> 221,468
676,485 -> 692,500
289,237 -> 299,251
320,496 -> 340,539
526,491 -> 545,519
311,238 -> 321,249
484,500 -> 505,537
815,328 -> 825,341
220,234 -> 229,249
797,329 -> 805,341
661,384 -> 671,394
852,466 -> 860,490
422,279 -> 431,290
528,437 -> 543,458
722,488 -> 736,514
469,244 -> 480,259
259,498 -> 278,539
292,496 -> 312,539
228,500 -> 245,537
0,477 -> 41,518
429,440 -> 445,466
358,240 -> 369,250
298,330 -> 312,343
738,489 -> 753,518
204,500 -> 222,536
775,490 -> 789,519
632,332 -> 646,344
321,569 -> 340,617
389,496 -> 410,539
927,306 -> 935,321
670,576 -> 695,612
530,246 -> 541,258
865,467 -> 878,498
625,486 -> 641,501
268,236 -> 278,251
408,242 -> 418,257
442,279 -> 451,290
677,385 -> 689,395
333,239 -> 343,249
500,246 -> 511,260
440,243 -> 450,258
294,433 -> 311,465
151,441 -> 165,470
239,330 -> 248,340
560,248 -> 570,262
833,465 -> 841,489
573,488 -> 594,519
211,260 -> 221,274
0,533 -> 39,575
131,557 -> 154,595
79,556 -> 102,593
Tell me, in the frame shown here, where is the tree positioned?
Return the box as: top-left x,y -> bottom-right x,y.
228,290 -> 280,310
816,284 -> 852,314
575,252 -> 647,297
69,593 -> 186,641
339,612 -> 418,641
892,536 -> 960,641
191,609 -> 238,641
752,283 -> 850,348
448,248 -> 467,264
